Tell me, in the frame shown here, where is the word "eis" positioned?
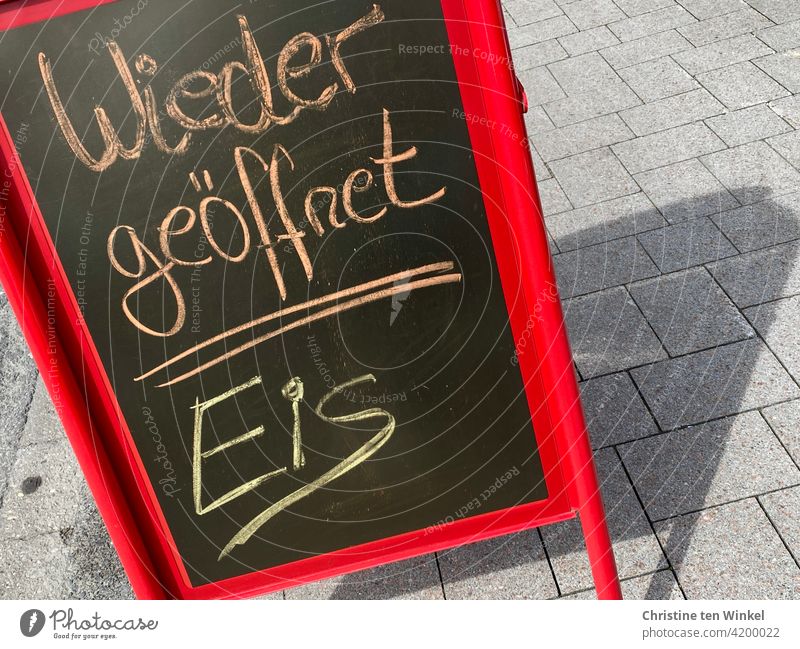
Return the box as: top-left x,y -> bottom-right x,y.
192,373 -> 396,559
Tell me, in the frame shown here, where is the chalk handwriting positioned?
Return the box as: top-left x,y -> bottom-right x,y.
138,263 -> 461,387
39,6 -> 385,171
106,108 -> 449,339
191,373 -> 396,559
193,376 -> 280,515
189,373 -> 397,559
36,4 -> 454,561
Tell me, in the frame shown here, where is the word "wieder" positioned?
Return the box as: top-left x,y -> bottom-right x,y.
38,5 -> 384,171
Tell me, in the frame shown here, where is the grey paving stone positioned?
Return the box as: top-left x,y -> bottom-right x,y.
538,178 -> 573,215
504,0 -> 564,27
554,236 -> 660,298
284,554 -> 443,599
541,448 -> 668,593
507,29 -> 529,51
711,192 -> 800,252
745,294 -> 800,381
701,141 -> 800,205
616,0 -> 677,18
678,7 -> 773,47
0,531 -> 70,599
619,89 -> 725,136
655,498 -> 800,599
620,411 -> 800,520
707,104 -> 792,147
755,51 -> 800,94
580,372 -> 660,448
547,229 -> 560,256
524,105 -> 556,135
618,56 -> 699,103
673,33 -> 775,75
761,486 -> 800,565
637,218 -> 739,273
504,5 -> 516,27
762,399 -> 800,465
562,0 -> 625,30
677,0 -> 749,20
709,239 -> 800,307
563,569 -> 684,599
518,66 -> 566,106
769,94 -> 800,128
439,530 -> 557,599
768,130 -> 800,169
252,591 -> 284,600
745,0 -> 800,24
63,498 -> 133,599
600,29 -> 693,69
548,51 -> 621,95
757,19 -> 800,51
558,25 -> 619,56
549,147 -> 640,207
634,159 -> 740,223
19,379 -> 65,447
508,15 -> 578,50
0,438 -> 88,540
609,5 -> 697,43
630,267 -> 754,355
511,39 -> 569,71
543,82 -> 641,125
697,61 -> 790,110
531,146 -> 552,180
613,122 -> 726,174
563,286 -> 667,377
546,193 -> 666,251
630,339 -> 800,429
532,113 -> 634,162
0,299 -> 38,498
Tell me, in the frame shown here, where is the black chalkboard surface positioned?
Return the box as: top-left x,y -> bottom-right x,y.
0,0 -> 547,587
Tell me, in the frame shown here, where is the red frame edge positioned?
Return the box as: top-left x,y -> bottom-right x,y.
0,0 -> 621,599
0,118 -> 168,599
444,0 -> 621,599
0,0 -> 119,31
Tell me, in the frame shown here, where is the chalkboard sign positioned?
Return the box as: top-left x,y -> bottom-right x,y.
0,0 -> 620,598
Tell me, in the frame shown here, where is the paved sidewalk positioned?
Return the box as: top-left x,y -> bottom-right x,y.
2,0 -> 800,599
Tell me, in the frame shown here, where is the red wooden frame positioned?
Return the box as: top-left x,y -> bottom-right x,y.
0,0 -> 622,599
